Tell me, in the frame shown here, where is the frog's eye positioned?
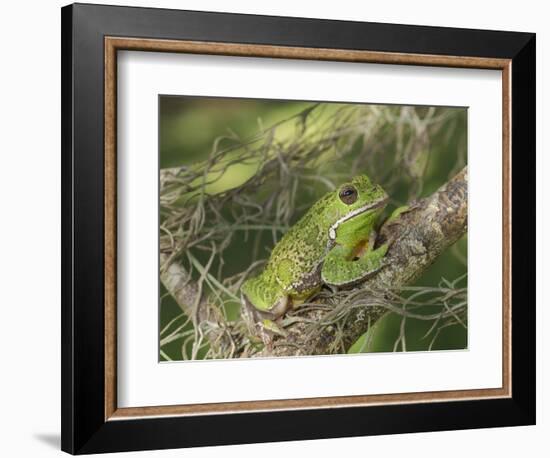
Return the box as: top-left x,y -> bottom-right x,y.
338,185 -> 358,205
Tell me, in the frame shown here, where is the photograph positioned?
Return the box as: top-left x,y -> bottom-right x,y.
54,2 -> 536,454
159,96 -> 468,361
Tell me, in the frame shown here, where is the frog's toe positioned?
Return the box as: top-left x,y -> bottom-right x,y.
262,319 -> 289,337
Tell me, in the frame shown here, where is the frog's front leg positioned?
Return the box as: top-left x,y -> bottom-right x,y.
321,241 -> 388,287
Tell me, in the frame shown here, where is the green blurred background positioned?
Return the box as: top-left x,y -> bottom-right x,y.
159,96 -> 467,361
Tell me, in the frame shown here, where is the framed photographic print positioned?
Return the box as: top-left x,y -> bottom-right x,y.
61,3 -> 536,454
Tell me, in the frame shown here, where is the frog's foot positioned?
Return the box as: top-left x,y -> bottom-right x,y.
378,204 -> 420,250
240,292 -> 290,347
384,201 -> 421,226
246,319 -> 288,350
262,319 -> 288,337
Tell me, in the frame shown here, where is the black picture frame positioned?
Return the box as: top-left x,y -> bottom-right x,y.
61,3 -> 535,454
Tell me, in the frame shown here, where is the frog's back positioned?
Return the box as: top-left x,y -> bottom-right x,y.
266,196 -> 331,293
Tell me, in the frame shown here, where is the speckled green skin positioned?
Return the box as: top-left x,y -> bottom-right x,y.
241,175 -> 389,319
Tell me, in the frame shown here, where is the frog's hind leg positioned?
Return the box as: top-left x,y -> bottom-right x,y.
321,243 -> 388,288
241,291 -> 289,347
241,276 -> 290,320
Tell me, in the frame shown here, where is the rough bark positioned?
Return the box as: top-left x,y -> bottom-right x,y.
160,166 -> 468,358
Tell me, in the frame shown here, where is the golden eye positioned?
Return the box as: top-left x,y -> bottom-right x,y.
338,185 -> 358,205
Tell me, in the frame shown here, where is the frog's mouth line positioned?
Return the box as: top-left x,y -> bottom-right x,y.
328,196 -> 389,240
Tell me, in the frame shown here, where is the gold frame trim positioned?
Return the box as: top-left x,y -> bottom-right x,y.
104,37 -> 512,421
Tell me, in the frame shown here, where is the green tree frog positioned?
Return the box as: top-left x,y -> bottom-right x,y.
241,175 -> 389,323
